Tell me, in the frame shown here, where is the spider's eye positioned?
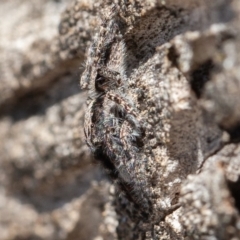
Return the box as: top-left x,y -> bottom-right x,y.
95,73 -> 107,92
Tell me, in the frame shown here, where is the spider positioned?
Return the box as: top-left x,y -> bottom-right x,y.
80,4 -> 153,220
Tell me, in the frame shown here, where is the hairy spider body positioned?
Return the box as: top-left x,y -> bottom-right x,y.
80,4 -> 153,220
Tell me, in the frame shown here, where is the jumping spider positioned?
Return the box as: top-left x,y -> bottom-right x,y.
80,5 -> 153,220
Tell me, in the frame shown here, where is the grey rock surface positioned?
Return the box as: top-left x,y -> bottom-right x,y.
0,0 -> 240,239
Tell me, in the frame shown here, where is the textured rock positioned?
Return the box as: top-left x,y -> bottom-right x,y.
0,0 -> 240,239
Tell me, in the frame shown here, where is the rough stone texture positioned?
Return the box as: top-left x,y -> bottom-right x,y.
0,0 -> 240,239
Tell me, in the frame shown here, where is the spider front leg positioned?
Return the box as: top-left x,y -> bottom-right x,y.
80,5 -> 127,91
